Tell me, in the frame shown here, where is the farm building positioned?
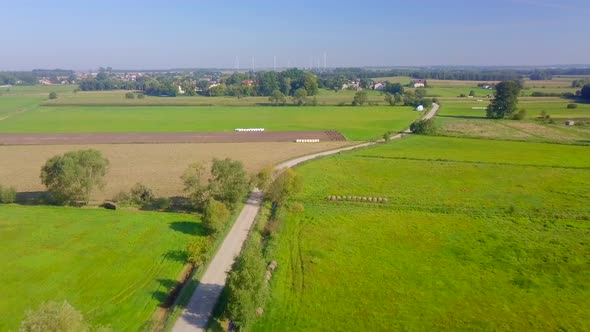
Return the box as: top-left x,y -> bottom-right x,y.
565,120 -> 575,126
373,82 -> 385,91
412,79 -> 426,88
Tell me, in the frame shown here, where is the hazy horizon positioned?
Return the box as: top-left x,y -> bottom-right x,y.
2,0 -> 589,71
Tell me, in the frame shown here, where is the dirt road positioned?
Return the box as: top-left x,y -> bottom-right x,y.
171,104 -> 439,332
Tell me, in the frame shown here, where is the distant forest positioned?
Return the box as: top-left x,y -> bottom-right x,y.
316,67 -> 590,81
3,67 -> 590,93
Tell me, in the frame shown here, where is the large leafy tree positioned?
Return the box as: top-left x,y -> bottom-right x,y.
486,81 -> 521,118
40,149 -> 109,205
303,72 -> 319,96
581,84 -> 590,100
209,158 -> 249,210
256,71 -> 279,96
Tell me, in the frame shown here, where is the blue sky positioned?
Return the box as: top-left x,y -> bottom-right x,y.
1,0 -> 589,70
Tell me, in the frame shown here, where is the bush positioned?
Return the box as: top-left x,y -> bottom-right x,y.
579,84 -> 590,99
383,130 -> 395,141
0,184 -> 16,203
186,238 -> 211,267
288,202 -> 305,213
203,199 -> 230,235
125,92 -> 135,99
409,118 -> 436,135
226,236 -> 267,330
567,103 -> 578,109
137,93 -> 145,99
129,183 -> 154,205
459,93 -> 467,98
512,108 -> 527,120
143,197 -> 171,211
40,149 -> 110,206
19,300 -> 87,332
254,165 -> 274,192
267,169 -> 303,206
48,92 -> 57,99
352,91 -> 368,106
182,162 -> 209,209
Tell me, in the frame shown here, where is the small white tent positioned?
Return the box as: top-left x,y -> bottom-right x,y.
416,105 -> 424,111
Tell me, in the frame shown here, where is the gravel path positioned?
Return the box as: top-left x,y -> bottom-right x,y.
171,104 -> 439,331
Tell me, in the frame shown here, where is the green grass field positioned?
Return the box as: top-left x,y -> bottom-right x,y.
0,205 -> 205,331
253,136 -> 590,331
0,103 -> 419,140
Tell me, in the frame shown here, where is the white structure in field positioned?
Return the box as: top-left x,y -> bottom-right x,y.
235,128 -> 265,132
295,139 -> 320,143
412,79 -> 426,88
416,105 -> 424,111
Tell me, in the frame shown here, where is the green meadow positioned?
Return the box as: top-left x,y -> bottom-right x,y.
0,104 -> 418,141
253,136 -> 590,331
0,205 -> 205,331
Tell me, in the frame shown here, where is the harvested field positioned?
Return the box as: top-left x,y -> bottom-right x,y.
0,130 -> 346,145
0,141 -> 353,202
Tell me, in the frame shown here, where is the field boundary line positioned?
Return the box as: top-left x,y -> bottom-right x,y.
354,155 -> 590,170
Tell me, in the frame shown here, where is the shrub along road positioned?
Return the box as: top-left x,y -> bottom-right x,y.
171,104 -> 439,332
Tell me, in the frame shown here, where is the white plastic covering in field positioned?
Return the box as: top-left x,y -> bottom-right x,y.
234,128 -> 265,132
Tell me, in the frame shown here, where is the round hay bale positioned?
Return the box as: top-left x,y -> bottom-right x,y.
269,260 -> 278,271
346,196 -> 352,200
265,270 -> 272,281
370,197 -> 375,202
361,197 -> 367,201
383,198 -> 388,203
256,307 -> 264,316
337,196 -> 342,200
377,197 -> 383,203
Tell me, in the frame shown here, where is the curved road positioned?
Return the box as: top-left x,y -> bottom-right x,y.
171,104 -> 439,332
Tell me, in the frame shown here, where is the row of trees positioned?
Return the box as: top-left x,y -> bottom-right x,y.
225,168 -> 302,329
0,69 -> 75,85
316,68 -> 522,82
255,69 -> 318,96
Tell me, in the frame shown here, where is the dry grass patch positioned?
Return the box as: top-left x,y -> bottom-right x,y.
438,119 -> 534,140
501,122 -> 584,142
0,141 -> 352,203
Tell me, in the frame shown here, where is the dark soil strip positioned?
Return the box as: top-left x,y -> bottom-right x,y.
0,130 -> 346,145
